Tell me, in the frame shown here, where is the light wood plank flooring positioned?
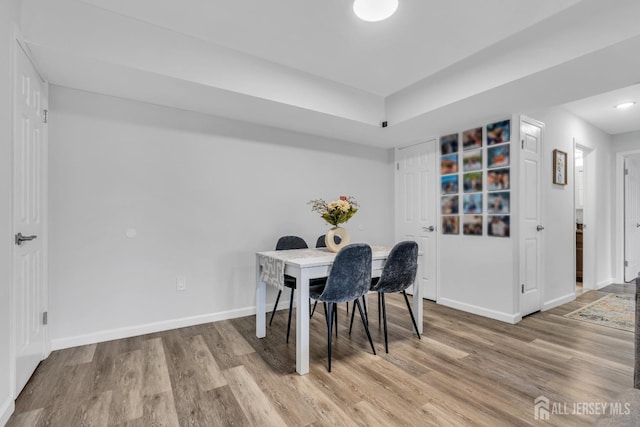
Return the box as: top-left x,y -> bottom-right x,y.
7,290 -> 635,426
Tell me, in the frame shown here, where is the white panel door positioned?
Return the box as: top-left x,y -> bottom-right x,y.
13,41 -> 48,395
397,140 -> 437,300
625,156 -> 640,282
520,119 -> 543,316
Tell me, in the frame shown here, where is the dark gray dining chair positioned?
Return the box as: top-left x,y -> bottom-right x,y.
270,235 -> 308,343
349,240 -> 421,353
309,243 -> 376,372
311,235 -> 349,322
310,236 -> 324,319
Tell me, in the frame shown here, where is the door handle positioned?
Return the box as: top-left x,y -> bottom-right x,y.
422,226 -> 435,232
15,232 -> 38,246
536,225 -> 544,231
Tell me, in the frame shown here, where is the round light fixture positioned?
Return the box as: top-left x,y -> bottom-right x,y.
615,101 -> 636,110
353,0 -> 398,22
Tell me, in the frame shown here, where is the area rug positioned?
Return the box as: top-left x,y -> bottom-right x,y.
564,293 -> 635,332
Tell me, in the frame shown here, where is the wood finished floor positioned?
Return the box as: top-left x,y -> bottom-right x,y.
7,290 -> 635,426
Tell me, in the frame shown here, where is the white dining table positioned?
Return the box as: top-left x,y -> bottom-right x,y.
255,246 -> 423,375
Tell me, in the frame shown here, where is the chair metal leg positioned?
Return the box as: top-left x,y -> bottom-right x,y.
362,296 -> 368,326
349,294 -> 368,336
378,292 -> 382,327
354,298 -> 376,356
322,302 -> 338,338
311,300 -> 318,318
402,290 -> 421,339
286,288 -> 294,344
327,302 -> 334,372
349,301 -> 356,335
381,293 -> 389,353
334,303 -> 338,338
270,290 -> 282,326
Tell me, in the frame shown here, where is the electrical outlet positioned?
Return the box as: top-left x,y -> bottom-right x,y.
176,277 -> 186,291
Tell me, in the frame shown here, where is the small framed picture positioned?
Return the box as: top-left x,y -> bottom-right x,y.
441,195 -> 459,214
553,149 -> 568,185
441,175 -> 459,194
488,216 -> 510,237
462,149 -> 482,172
487,144 -> 510,168
463,215 -> 483,236
487,119 -> 510,145
463,171 -> 483,193
487,168 -> 510,191
487,191 -> 510,214
442,216 -> 459,235
441,154 -> 458,175
440,133 -> 458,154
463,193 -> 483,214
462,127 -> 483,150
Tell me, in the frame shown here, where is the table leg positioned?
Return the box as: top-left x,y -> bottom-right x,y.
413,279 -> 423,335
296,269 -> 310,375
256,255 -> 266,338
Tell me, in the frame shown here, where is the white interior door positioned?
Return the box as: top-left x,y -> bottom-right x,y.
625,156 -> 640,282
13,40 -> 48,396
396,140 -> 437,300
520,118 -> 543,316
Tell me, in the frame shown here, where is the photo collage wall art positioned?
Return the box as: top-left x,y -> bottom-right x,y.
440,119 -> 511,237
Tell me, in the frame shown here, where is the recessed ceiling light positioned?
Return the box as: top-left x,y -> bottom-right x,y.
614,101 -> 636,110
353,0 -> 398,22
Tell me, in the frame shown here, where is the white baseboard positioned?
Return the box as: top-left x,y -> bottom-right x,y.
437,298 -> 520,324
0,397 -> 14,427
50,290 -> 300,351
51,304 -> 276,351
596,278 -> 615,289
542,293 -> 576,311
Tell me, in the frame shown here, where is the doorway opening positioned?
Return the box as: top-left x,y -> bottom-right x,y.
574,141 -> 595,293
574,148 -> 584,294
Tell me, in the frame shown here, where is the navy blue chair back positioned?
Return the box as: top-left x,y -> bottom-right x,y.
315,244 -> 371,303
371,241 -> 418,293
276,235 -> 308,251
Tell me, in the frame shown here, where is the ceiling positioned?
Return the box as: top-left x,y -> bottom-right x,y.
561,83 -> 640,135
21,0 -> 640,148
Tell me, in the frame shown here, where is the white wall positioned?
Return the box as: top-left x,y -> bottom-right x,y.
437,115 -> 519,323
439,237 -> 517,322
528,107 -> 614,305
48,86 -> 394,349
438,107 -> 616,323
612,130 -> 640,152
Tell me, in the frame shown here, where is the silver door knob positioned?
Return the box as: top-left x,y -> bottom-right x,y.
15,232 -> 38,246
423,226 -> 435,232
536,225 -> 544,231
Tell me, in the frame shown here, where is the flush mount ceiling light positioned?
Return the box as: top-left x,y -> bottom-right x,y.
353,0 -> 398,22
614,101 -> 636,110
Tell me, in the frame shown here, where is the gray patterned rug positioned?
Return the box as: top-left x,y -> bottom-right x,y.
564,293 -> 634,332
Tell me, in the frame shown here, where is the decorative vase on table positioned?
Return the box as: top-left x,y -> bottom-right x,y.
308,195 -> 358,254
325,226 -> 350,253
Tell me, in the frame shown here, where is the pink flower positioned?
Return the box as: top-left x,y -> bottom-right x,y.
339,196 -> 347,201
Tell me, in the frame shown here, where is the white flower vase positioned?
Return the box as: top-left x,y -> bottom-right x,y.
325,226 -> 350,253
